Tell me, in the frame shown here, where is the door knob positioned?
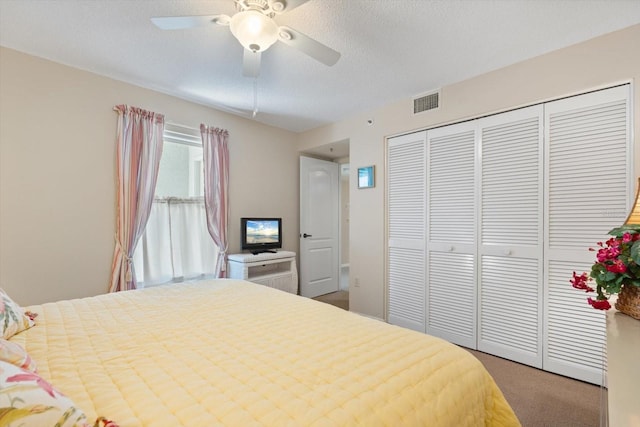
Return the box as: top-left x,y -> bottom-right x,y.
303,233 -> 313,238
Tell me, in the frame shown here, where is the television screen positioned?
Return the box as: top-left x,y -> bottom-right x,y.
241,218 -> 282,254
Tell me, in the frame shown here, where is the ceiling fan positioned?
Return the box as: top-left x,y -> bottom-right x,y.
151,0 -> 341,78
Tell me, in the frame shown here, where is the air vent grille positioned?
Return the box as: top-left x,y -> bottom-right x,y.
413,91 -> 440,114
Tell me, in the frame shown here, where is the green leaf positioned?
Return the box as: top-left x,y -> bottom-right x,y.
631,240 -> 640,265
629,265 -> 640,279
608,282 -> 623,294
608,225 -> 640,236
590,263 -> 605,277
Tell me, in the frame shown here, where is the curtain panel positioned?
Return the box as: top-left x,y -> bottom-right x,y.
201,125 -> 230,278
133,197 -> 218,286
110,105 -> 164,292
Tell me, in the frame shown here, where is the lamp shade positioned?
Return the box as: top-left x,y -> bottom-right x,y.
230,10 -> 278,53
624,177 -> 640,225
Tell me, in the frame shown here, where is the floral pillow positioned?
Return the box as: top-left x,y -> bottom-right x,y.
0,359 -> 90,427
0,361 -> 120,427
0,338 -> 37,372
0,288 -> 35,339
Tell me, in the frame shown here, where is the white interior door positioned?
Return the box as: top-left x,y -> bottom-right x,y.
300,156 -> 340,298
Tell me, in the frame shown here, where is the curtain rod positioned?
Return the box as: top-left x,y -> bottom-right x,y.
165,121 -> 200,132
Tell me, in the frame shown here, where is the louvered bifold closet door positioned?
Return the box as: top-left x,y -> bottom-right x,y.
544,85 -> 631,385
477,106 -> 544,367
387,131 -> 427,332
426,122 -> 477,348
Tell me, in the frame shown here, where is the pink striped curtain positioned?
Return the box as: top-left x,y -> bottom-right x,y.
201,124 -> 230,278
110,105 -> 165,292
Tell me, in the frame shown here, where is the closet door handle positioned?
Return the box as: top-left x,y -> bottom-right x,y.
303,233 -> 313,238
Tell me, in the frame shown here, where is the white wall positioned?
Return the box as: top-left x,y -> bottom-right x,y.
0,47 -> 299,306
298,24 -> 640,319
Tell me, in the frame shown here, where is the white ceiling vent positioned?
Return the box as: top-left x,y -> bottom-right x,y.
413,90 -> 440,114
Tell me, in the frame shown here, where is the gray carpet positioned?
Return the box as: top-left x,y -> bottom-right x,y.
466,349 -> 602,427
312,290 -> 349,310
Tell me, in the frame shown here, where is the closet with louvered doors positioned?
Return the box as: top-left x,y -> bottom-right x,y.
386,84 -> 632,385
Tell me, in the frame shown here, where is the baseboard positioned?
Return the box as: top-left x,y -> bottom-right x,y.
351,311 -> 385,323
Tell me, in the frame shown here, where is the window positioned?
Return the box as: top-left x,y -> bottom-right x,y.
133,124 -> 218,286
155,134 -> 203,198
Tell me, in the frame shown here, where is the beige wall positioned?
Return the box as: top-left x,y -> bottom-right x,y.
0,47 -> 299,306
2,24 -> 639,311
299,24 -> 640,319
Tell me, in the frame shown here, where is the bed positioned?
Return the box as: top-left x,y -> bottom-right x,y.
4,279 -> 520,426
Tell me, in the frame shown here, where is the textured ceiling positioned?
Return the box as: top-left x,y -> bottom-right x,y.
1,0 -> 639,133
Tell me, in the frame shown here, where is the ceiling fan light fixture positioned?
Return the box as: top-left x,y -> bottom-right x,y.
230,10 -> 278,52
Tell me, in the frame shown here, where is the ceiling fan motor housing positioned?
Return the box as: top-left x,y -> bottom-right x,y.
235,0 -> 285,17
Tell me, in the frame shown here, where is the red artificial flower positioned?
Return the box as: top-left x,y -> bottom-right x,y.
587,297 -> 611,310
570,272 -> 594,292
606,237 -> 620,248
95,417 -> 121,427
605,259 -> 627,274
622,232 -> 632,243
597,246 -> 621,262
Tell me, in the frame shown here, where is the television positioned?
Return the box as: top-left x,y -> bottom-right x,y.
241,217 -> 282,254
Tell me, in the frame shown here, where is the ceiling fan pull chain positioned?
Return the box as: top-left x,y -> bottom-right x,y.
252,77 -> 259,118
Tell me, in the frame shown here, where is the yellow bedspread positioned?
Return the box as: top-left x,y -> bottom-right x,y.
14,280 -> 520,426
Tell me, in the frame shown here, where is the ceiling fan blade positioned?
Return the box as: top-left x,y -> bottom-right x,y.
150,14 -> 230,30
277,26 -> 340,66
272,0 -> 311,14
242,49 -> 261,78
